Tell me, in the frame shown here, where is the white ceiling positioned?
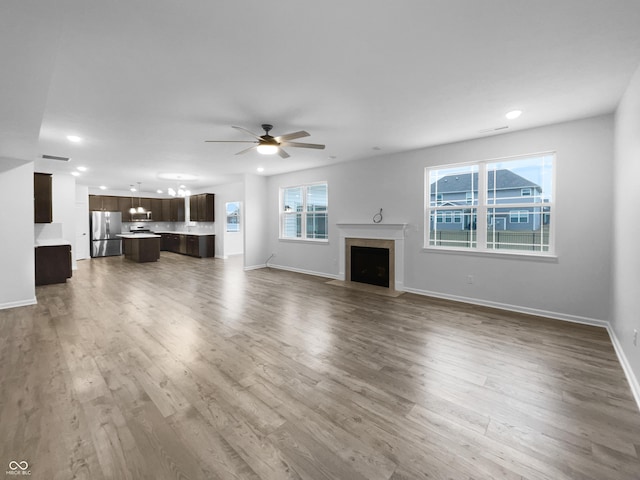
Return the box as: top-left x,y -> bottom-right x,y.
3,1 -> 640,194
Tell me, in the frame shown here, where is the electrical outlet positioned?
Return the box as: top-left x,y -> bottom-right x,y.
466,275 -> 474,284
634,329 -> 638,347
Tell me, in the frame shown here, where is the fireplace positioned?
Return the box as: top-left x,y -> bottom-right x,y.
350,246 -> 390,287
345,237 -> 395,290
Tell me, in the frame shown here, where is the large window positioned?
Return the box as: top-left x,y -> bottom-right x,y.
280,182 -> 328,240
426,153 -> 554,254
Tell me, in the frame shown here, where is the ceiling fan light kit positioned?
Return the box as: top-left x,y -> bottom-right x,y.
206,123 -> 325,158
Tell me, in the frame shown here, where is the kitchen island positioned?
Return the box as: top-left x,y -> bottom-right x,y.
118,234 -> 161,263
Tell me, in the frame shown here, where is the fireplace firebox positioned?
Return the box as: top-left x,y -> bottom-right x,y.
350,245 -> 390,288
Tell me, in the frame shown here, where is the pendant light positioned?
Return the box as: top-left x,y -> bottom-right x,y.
129,185 -> 136,214
136,182 -> 145,213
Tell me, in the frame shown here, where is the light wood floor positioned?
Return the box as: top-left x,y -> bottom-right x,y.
1,253 -> 639,479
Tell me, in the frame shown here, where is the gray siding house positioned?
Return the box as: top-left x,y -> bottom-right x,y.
430,170 -> 545,231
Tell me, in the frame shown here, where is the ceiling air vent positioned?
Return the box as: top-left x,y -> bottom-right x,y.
42,154 -> 71,161
478,126 -> 509,134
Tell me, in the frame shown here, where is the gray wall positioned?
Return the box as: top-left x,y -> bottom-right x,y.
613,63 -> 640,397
267,115 -> 614,325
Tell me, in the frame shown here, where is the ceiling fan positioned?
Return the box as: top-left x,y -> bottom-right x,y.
206,124 -> 325,159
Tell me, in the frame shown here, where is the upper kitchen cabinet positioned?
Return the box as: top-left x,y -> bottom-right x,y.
189,194 -> 215,222
34,172 -> 52,223
150,198 -> 163,221
89,195 -> 119,211
169,197 -> 185,222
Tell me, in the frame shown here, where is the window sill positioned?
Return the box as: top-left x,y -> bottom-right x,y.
422,246 -> 558,262
278,238 -> 329,245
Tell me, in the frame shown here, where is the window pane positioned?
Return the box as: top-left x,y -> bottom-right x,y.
225,201 -> 240,232
487,207 -> 551,251
283,187 -> 303,212
429,164 -> 479,207
486,154 -> 553,205
429,208 -> 477,248
307,184 -> 327,212
283,213 -> 302,238
306,213 -> 327,239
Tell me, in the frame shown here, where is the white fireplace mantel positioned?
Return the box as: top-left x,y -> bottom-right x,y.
336,223 -> 407,290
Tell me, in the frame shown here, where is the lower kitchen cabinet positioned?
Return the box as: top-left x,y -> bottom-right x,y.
160,233 -> 214,258
35,244 -> 72,285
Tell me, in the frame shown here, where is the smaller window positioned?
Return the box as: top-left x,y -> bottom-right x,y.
226,202 -> 241,232
454,211 -> 462,223
465,192 -> 473,204
509,210 -> 529,223
521,188 -> 532,196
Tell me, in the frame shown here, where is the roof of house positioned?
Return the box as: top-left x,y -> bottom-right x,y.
430,170 -> 541,194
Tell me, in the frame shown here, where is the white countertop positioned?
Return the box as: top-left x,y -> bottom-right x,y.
153,231 -> 215,237
117,234 -> 161,239
35,238 -> 72,247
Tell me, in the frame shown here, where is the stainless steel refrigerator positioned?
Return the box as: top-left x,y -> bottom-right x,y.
90,211 -> 123,257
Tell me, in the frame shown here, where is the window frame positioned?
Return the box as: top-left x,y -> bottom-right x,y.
279,181 -> 328,242
425,152 -> 555,256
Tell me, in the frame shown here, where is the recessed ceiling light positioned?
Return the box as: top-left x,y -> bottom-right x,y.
157,189 -> 163,194
71,171 -> 80,177
130,187 -> 137,192
77,166 -> 87,172
99,185 -> 107,190
66,135 -> 82,143
257,167 -> 265,172
505,110 -> 522,120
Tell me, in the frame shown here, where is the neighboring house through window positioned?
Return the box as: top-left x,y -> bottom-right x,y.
226,201 -> 241,232
426,152 -> 554,253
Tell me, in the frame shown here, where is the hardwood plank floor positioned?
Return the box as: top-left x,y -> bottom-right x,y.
1,253 -> 639,479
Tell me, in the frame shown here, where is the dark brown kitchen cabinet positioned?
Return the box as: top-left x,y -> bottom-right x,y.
188,194 -> 214,222
89,195 -> 119,211
34,173 -> 52,223
160,233 -> 215,258
150,198 -> 163,221
35,244 -> 72,285
169,197 -> 185,222
161,199 -> 171,222
118,196 -> 134,222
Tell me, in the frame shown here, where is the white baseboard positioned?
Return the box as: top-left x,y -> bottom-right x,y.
0,297 -> 37,310
606,325 -> 640,412
243,263 -> 266,271
402,286 -> 609,328
267,263 -> 339,280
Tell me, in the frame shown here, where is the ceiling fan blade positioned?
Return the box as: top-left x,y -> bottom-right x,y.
280,141 -> 325,150
205,140 -> 256,143
274,130 -> 310,142
235,145 -> 257,155
232,125 -> 264,141
277,148 -> 290,159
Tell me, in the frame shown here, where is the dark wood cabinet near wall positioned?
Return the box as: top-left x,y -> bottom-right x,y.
189,193 -> 215,222
34,173 -> 52,223
89,195 -> 119,212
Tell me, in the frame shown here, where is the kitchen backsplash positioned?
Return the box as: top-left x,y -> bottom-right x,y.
123,221 -> 215,233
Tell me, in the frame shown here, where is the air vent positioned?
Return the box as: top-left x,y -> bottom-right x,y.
478,126 -> 509,134
42,154 -> 70,161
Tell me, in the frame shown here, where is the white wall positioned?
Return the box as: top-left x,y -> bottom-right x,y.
613,63 -> 640,397
0,160 -> 35,309
243,174 -> 268,269
267,115 -> 614,325
52,175 -> 78,269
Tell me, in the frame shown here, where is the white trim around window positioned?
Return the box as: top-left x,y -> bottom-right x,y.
425,152 -> 555,256
279,182 -> 328,241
